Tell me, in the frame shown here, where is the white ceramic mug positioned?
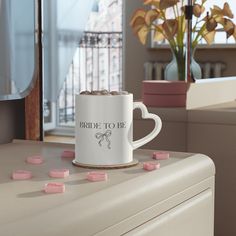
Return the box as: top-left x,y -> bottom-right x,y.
74,93 -> 162,166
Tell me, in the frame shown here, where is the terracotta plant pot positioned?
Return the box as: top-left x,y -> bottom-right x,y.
142,80 -> 188,107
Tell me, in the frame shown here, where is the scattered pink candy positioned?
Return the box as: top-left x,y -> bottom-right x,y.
49,169 -> 69,178
61,150 -> 75,158
26,155 -> 44,164
12,170 -> 32,180
86,172 -> 108,182
152,151 -> 170,160
44,182 -> 65,193
143,162 -> 160,171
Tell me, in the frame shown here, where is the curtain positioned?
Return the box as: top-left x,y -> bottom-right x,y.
0,0 -> 13,95
11,0 -> 35,92
43,0 -> 95,101
0,0 -> 35,96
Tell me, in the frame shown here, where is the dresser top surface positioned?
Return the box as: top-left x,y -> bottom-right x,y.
0,140 -> 214,235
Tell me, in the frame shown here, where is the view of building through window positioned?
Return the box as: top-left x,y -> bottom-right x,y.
57,0 -> 123,126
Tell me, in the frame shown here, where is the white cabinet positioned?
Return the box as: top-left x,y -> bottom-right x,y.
125,189 -> 213,236
134,101 -> 236,235
0,141 -> 215,236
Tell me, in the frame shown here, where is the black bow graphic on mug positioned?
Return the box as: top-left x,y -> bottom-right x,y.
95,130 -> 112,149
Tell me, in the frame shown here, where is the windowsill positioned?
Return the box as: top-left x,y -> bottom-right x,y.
148,44 -> 236,50
44,135 -> 75,144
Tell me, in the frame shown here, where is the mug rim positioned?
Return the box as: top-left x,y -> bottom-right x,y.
77,93 -> 132,97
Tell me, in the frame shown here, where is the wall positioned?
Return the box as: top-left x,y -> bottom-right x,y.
0,100 -> 25,144
188,120 -> 236,236
124,0 -> 236,99
124,0 -> 168,99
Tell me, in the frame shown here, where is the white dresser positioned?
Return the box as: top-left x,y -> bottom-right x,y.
0,141 -> 215,236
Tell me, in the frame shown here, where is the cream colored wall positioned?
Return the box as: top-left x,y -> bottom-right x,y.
124,1 -> 236,99
133,107 -> 188,152
124,0 -> 172,99
188,122 -> 236,236
0,102 -> 16,143
0,100 -> 25,144
196,48 -> 236,77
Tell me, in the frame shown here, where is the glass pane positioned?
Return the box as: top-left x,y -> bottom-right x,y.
0,0 -> 36,100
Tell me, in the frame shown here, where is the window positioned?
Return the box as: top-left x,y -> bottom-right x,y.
43,0 -> 123,134
112,55 -> 117,72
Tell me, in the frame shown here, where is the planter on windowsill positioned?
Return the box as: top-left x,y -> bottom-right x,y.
142,81 -> 187,107
142,78 -> 236,109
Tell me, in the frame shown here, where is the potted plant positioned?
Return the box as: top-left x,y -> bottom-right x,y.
130,0 -> 236,81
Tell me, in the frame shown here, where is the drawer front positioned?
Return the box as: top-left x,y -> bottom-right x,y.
124,189 -> 214,236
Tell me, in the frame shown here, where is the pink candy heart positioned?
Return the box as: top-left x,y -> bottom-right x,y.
143,162 -> 160,171
49,169 -> 70,178
152,151 -> 170,160
61,150 -> 75,158
26,155 -> 44,164
86,172 -> 108,182
44,182 -> 65,193
12,170 -> 32,180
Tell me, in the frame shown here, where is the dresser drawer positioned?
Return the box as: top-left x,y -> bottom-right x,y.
124,189 -> 214,236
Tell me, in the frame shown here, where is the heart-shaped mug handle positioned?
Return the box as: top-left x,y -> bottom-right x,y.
132,102 -> 162,150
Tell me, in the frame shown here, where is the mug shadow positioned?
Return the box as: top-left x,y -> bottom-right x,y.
123,168 -> 144,175
17,190 -> 45,198
65,179 -> 88,185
